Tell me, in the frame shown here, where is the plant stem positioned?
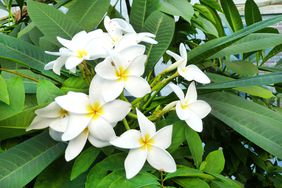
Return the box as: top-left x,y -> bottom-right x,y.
122,118 -> 130,130
0,68 -> 39,82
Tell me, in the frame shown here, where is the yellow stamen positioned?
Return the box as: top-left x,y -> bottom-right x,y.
181,101 -> 189,109
139,134 -> 154,150
87,102 -> 104,119
115,67 -> 128,81
76,49 -> 88,59
59,109 -> 68,118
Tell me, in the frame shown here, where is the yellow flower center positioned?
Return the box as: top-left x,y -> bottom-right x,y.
115,67 -> 128,81
59,109 -> 68,118
76,49 -> 88,59
139,134 -> 154,150
181,101 -> 189,109
87,102 -> 104,119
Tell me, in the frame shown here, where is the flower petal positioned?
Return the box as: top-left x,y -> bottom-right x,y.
95,58 -> 118,80
179,65 -> 210,84
176,101 -> 199,120
52,56 -> 67,75
61,114 -> 91,141
179,43 -> 187,62
185,81 -> 197,103
168,83 -> 184,101
125,148 -> 147,179
136,108 -> 156,138
119,45 -> 146,65
88,117 -> 116,141
65,56 -> 83,70
26,116 -> 53,131
57,36 -> 75,50
147,146 -> 176,173
88,135 -> 110,148
35,102 -> 61,118
49,116 -> 69,132
166,50 -> 182,62
127,55 -> 147,77
189,100 -> 211,119
102,100 -> 131,123
55,92 -> 90,114
152,125 -> 173,150
125,76 -> 151,98
185,116 -> 203,132
49,128 -> 63,141
110,130 -> 142,149
65,130 -> 88,161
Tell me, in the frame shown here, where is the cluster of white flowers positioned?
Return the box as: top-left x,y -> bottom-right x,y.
27,16 -> 211,179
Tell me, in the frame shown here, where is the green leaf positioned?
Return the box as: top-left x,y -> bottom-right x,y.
245,0 -> 262,26
185,127 -> 203,168
0,131 -> 66,188
211,33 -> 282,58
193,16 -> 218,37
0,77 -> 25,121
201,148 -> 225,174
143,11 -> 175,74
0,75 -> 9,104
263,44 -> 282,63
159,0 -> 194,23
219,0 -> 243,32
86,153 -> 126,188
61,76 -> 89,93
36,80 -> 64,105
164,166 -> 214,180
0,34 -> 63,82
201,92 -> 282,159
210,174 -> 242,188
199,72 -> 282,89
67,0 -> 110,31
188,14 -> 282,64
71,147 -> 100,180
130,0 -> 151,32
27,0 -> 82,43
200,0 -> 222,12
224,61 -> 258,77
174,178 -> 210,188
0,105 -> 39,141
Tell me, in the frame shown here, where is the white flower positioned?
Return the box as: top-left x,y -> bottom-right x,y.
45,30 -> 113,75
169,82 -> 211,132
92,45 -> 151,101
166,43 -> 210,84
55,91 -> 131,143
110,109 -> 176,179
104,16 -> 157,48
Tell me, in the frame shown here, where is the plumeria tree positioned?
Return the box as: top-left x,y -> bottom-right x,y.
0,0 -> 282,187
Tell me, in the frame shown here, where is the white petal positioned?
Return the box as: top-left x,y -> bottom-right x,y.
110,130 -> 142,149
94,76 -> 124,102
88,117 -> 116,141
62,114 -> 91,141
49,116 -> 68,132
127,55 -> 147,77
137,33 -> 157,44
176,101 -> 199,120
168,83 -> 184,101
152,125 -> 173,150
125,148 -> 147,179
185,115 -> 203,132
57,36 -> 75,50
179,43 -> 187,62
65,56 -> 83,70
147,146 -> 176,173
166,50 -> 182,62
136,109 -> 156,138
49,128 -> 63,141
185,81 -> 197,103
163,101 -> 177,112
55,92 -> 90,114
95,58 -> 118,80
65,130 -> 88,161
189,100 -> 211,119
102,100 -> 131,123
35,102 -> 61,118
26,116 -> 53,131
125,76 -> 151,98
44,61 -> 55,71
52,56 -> 67,75
89,76 -> 106,105
88,135 -> 110,148
45,51 -> 61,56
111,18 -> 135,33
179,65 -> 211,84
119,45 -> 146,64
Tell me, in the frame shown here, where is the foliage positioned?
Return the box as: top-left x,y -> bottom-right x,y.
0,0 -> 282,187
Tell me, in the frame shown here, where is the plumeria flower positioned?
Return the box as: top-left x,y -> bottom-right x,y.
45,29 -> 113,75
93,45 -> 151,101
110,109 -> 176,179
55,91 -> 131,143
169,82 -> 211,132
104,16 -> 157,48
166,43 -> 210,84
